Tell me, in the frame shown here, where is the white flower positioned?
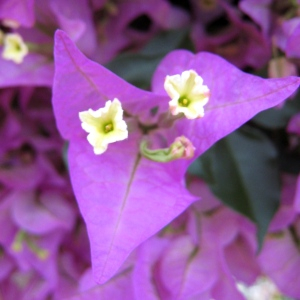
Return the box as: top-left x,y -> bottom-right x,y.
79,98 -> 128,155
237,277 -> 286,300
164,70 -> 210,119
2,33 -> 28,64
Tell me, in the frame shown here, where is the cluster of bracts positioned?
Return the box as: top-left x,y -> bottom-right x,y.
1,0 -> 300,299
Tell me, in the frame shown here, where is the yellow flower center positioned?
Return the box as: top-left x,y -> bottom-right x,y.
178,97 -> 190,107
104,122 -> 114,133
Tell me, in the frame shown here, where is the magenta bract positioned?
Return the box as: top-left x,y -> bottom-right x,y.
52,30 -> 300,284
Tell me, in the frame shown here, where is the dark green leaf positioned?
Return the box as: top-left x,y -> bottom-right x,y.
105,55 -> 161,89
62,142 -> 69,169
253,89 -> 300,129
195,126 -> 281,248
140,28 -> 191,56
105,29 -> 193,89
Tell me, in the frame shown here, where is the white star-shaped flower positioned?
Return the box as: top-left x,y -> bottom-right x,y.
164,70 -> 210,119
2,33 -> 28,64
79,98 -> 128,155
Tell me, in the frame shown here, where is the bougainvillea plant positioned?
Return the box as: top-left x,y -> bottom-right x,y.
52,30 -> 300,285
2,1 -> 300,299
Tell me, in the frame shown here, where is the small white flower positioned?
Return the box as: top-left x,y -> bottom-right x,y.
2,33 -> 28,64
164,70 -> 210,119
237,277 -> 286,300
79,98 -> 128,155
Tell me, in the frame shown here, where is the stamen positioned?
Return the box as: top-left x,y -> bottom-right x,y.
104,123 -> 113,133
179,98 -> 189,107
11,231 -> 49,260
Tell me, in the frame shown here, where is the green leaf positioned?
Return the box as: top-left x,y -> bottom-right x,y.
196,126 -> 281,248
140,28 -> 193,56
62,141 -> 69,169
105,29 -> 193,89
105,54 -> 161,89
253,89 -> 300,129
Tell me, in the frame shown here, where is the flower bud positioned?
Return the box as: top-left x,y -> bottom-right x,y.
140,136 -> 195,162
